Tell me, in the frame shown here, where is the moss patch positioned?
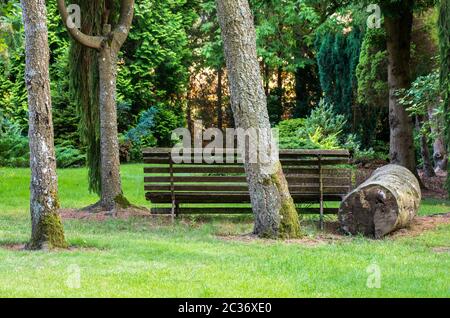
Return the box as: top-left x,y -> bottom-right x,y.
27,212 -> 68,250
271,162 -> 302,239
114,193 -> 132,208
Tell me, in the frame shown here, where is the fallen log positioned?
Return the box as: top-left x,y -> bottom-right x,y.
339,164 -> 421,238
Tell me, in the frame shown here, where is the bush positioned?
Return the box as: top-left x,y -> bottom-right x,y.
0,114 -> 29,167
277,100 -> 388,160
277,100 -> 345,150
123,103 -> 185,162
55,142 -> 86,168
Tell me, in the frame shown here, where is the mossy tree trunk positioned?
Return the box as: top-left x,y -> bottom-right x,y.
21,0 -> 67,249
57,0 -> 134,210
383,2 -> 417,174
339,164 -> 421,239
216,0 -> 301,239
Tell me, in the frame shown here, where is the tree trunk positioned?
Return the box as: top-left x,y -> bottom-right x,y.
216,0 -> 301,239
21,0 -> 67,250
57,0 -> 134,211
384,6 -> 417,174
98,25 -> 126,210
217,68 -> 223,130
339,164 -> 421,238
428,104 -> 448,174
416,116 -> 435,177
264,63 -> 270,97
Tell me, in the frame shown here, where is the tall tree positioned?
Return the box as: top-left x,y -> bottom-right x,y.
439,0 -> 450,191
57,0 -> 134,210
382,0 -> 417,173
216,0 -> 301,239
21,0 -> 67,249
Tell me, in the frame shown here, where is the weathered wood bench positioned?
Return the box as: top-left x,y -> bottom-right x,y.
143,148 -> 352,226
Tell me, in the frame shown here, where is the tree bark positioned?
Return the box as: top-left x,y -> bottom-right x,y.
428,104 -> 448,174
339,164 -> 421,238
384,6 -> 417,174
98,25 -> 126,210
21,0 -> 67,249
217,67 -> 223,130
216,0 -> 301,239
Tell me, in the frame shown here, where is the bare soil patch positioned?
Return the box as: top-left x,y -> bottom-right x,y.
0,243 -> 101,252
388,212 -> 450,239
217,213 -> 450,246
59,207 -> 154,221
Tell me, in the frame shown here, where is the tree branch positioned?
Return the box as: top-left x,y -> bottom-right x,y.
56,0 -> 104,50
112,0 -> 134,49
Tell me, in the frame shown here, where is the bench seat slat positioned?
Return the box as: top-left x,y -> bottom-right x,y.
151,207 -> 339,215
144,175 -> 350,185
147,192 -> 344,203
144,166 -> 351,175
144,184 -> 350,193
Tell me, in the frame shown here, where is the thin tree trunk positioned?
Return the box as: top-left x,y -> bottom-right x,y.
98,25 -> 126,210
384,6 -> 417,174
428,104 -> 448,174
217,68 -> 223,130
264,63 -> 270,96
276,66 -> 283,122
21,0 -> 67,249
216,0 -> 301,239
416,116 -> 435,177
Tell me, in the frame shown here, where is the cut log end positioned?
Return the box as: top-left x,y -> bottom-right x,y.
339,164 -> 421,238
339,185 -> 398,238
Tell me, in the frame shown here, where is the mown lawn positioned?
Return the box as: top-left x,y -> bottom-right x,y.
0,164 -> 449,297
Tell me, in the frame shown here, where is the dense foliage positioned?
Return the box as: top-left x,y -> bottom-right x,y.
0,0 -> 447,186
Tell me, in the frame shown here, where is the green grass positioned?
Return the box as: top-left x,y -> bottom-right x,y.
0,164 -> 449,297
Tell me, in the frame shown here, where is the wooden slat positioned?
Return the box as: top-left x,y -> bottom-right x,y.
143,157 -> 349,166
147,192 -> 343,203
145,176 -> 247,183
144,166 -> 350,175
144,175 -> 349,184
144,166 -> 245,174
280,158 -> 348,166
145,184 -> 349,193
143,148 -> 350,157
150,207 -> 338,215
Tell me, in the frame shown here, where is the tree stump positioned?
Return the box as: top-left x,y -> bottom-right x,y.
339,164 -> 421,238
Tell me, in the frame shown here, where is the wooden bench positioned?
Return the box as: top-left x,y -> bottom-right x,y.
143,148 -> 352,226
